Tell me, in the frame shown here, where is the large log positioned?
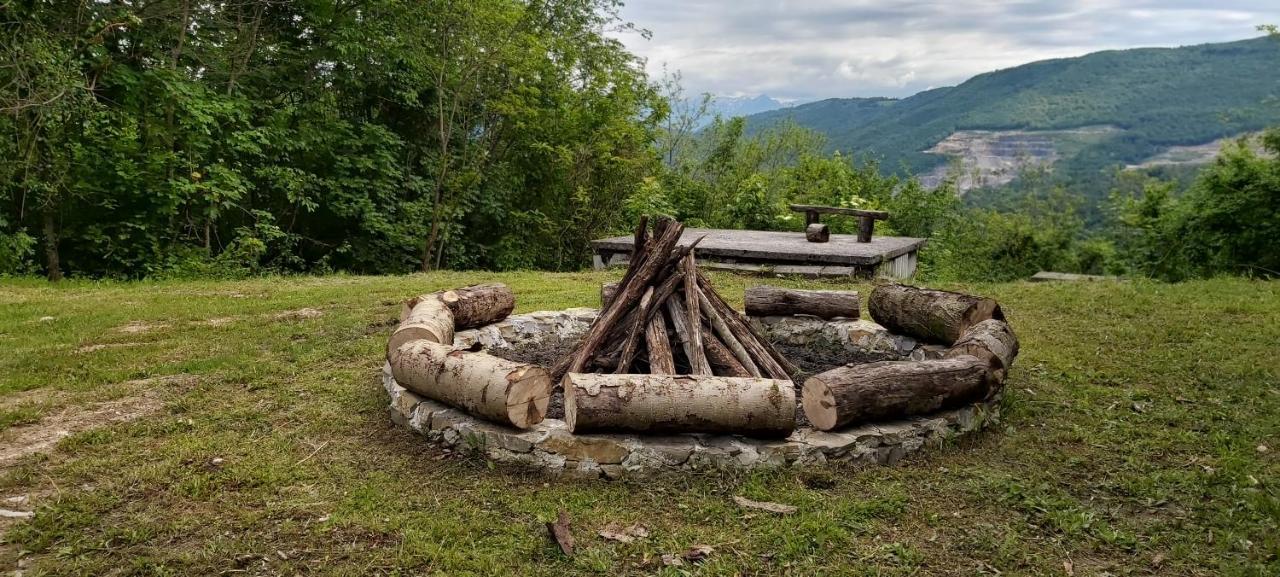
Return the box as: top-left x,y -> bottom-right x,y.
391,341 -> 552,429
438,283 -> 515,330
945,319 -> 1019,386
802,355 -> 989,431
868,284 -> 1004,345
645,313 -> 676,374
388,295 -> 455,357
564,373 -> 795,437
744,286 -> 860,320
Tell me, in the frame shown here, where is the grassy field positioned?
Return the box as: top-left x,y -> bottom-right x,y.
1,272 -> 1277,576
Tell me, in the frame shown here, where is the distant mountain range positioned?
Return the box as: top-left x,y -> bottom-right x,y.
742,36 -> 1280,206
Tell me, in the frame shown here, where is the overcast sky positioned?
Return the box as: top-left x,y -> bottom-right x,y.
612,0 -> 1280,100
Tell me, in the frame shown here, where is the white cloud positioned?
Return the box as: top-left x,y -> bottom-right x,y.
612,0 -> 1280,99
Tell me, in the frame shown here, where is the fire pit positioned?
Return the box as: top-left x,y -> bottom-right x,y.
382,218 -> 1017,478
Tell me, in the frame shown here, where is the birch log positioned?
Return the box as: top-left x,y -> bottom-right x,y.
802,355 -> 989,431
868,284 -> 1004,345
944,319 -> 1019,386
390,340 -> 552,429
439,283 -> 515,329
388,295 -> 455,357
744,286 -> 860,319
564,373 -> 795,437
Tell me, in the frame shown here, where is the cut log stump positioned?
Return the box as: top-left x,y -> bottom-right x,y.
744,286 -> 860,319
564,373 -> 795,437
868,283 -> 1003,345
439,283 -> 515,330
802,355 -> 989,431
391,340 -> 552,429
945,319 -> 1019,386
805,223 -> 830,243
389,295 -> 455,357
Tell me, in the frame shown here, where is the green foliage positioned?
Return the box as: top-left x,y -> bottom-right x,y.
1112,131 -> 1280,280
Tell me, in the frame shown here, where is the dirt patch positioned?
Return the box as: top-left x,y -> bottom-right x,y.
489,337 -> 579,419
192,317 -> 237,327
771,340 -> 905,383
0,394 -> 163,467
114,321 -> 170,334
274,308 -> 323,321
75,342 -> 143,354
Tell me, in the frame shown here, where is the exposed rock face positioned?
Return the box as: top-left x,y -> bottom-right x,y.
919,126 -> 1119,192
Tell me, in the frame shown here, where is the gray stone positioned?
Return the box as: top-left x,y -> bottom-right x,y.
537,431 -> 632,465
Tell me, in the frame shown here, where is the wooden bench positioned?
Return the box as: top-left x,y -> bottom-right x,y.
789,204 -> 889,243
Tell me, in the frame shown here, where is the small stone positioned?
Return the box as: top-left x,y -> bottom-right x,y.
1258,445 -> 1269,453
537,431 -> 632,465
0,509 -> 34,519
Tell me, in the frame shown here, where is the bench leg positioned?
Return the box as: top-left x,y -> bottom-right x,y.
857,217 -> 875,243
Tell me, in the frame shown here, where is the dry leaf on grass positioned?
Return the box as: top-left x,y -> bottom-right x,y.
733,495 -> 797,514
546,510 -> 575,556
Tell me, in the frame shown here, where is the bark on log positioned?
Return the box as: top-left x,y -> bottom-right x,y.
695,272 -> 796,379
438,283 -> 515,330
666,295 -> 711,375
680,252 -> 710,375
802,355 -> 989,431
868,283 -> 1004,345
600,282 -> 619,308
388,295 -> 455,358
744,286 -> 860,320
614,287 -> 654,373
646,313 -> 676,374
805,223 -> 830,243
391,341 -> 552,429
945,319 -> 1019,386
564,373 -> 795,437
697,289 -> 761,377
704,331 -> 750,377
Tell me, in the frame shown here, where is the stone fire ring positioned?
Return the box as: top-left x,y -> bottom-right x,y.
384,308 -> 1001,479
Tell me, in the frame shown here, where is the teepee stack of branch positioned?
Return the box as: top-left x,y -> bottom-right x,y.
553,217 -> 797,381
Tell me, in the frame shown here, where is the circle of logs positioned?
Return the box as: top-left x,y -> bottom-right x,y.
384,219 -> 1017,440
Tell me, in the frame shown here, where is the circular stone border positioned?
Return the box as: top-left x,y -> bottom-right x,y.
384,308 -> 1001,478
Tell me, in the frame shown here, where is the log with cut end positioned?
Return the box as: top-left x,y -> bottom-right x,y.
802,355 -> 990,431
805,223 -> 830,243
744,286 -> 860,320
388,295 -> 455,357
868,283 -> 1004,345
438,283 -> 515,330
564,373 -> 795,437
390,340 -> 552,429
945,319 -> 1019,386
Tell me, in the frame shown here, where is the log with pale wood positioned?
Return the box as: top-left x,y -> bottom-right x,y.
389,295 -> 455,357
390,340 -> 552,429
801,355 -> 990,430
868,283 -> 1004,345
564,373 -> 795,436
945,319 -> 1018,386
438,283 -> 515,330
744,286 -> 860,319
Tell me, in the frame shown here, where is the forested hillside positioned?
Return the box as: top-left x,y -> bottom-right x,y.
745,37 -> 1280,192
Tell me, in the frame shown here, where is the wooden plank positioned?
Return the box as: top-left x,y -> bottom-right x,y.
788,204 -> 889,220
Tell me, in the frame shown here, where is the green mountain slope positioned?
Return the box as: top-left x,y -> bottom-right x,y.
745,37 -> 1280,187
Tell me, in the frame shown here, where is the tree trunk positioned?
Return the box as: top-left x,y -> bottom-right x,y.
391,341 -> 551,429
564,373 -> 795,437
868,284 -> 1004,345
42,208 -> 62,282
945,319 -> 1019,386
388,295 -> 455,357
802,355 -> 990,431
805,223 -> 829,243
645,313 -> 676,374
438,283 -> 515,330
744,286 -> 860,319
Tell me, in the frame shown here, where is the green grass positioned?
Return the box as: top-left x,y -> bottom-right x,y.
1,272 -> 1278,576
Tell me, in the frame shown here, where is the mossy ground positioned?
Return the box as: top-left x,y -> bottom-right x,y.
1,273 -> 1277,576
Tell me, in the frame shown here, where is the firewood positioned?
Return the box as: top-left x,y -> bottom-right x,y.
744,286 -> 859,319
703,329 -> 750,377
438,283 -> 515,329
680,252 -> 710,375
696,289 -> 761,377
802,355 -> 989,431
564,373 -> 795,437
614,287 -> 655,373
600,282 -> 619,308
695,272 -> 794,379
391,341 -> 551,429
666,295 -> 711,375
388,295 -> 455,358
868,283 -> 1003,345
945,319 -> 1019,386
646,313 -> 676,374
